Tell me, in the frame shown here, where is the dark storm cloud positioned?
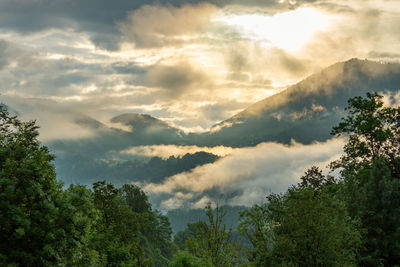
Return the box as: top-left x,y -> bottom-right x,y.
0,0 -> 146,49
0,1 -> 146,50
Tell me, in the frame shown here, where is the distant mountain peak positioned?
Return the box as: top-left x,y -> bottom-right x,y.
110,113 -> 183,134
111,113 -> 166,126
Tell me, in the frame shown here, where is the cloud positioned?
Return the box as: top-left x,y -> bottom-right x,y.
118,3 -> 217,48
2,0 -> 400,137
121,144 -> 237,159
273,48 -> 308,75
145,62 -> 214,97
0,40 -> 9,70
301,2 -> 400,65
0,0 -> 146,50
1,97 -> 100,141
381,91 -> 400,108
144,138 -> 344,209
222,42 -> 311,87
210,120 -> 244,133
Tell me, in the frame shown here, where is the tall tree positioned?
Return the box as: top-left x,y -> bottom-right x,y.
121,184 -> 177,267
0,107 -> 95,265
331,92 -> 400,175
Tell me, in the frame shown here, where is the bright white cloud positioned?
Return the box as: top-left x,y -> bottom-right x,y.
144,138 -> 345,209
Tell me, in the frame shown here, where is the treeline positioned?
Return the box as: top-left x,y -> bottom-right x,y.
1,92 -> 400,266
0,105 -> 175,265
55,150 -> 218,186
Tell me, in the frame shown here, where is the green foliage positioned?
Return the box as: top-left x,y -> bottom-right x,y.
122,184 -> 177,266
331,92 -> 400,174
61,184 -> 102,266
240,167 -> 360,266
185,204 -> 242,267
332,93 -> 400,266
238,203 -> 273,266
91,181 -> 149,266
174,223 -> 198,250
350,158 -> 400,266
0,107 -> 97,265
168,250 -> 208,267
121,183 -> 152,213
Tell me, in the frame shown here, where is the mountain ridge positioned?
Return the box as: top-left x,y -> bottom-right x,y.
200,58 -> 400,146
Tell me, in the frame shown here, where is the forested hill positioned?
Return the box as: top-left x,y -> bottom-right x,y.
55,151 -> 218,186
196,59 -> 400,146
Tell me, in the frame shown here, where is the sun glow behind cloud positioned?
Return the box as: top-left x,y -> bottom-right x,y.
217,8 -> 331,51
1,1 -> 400,137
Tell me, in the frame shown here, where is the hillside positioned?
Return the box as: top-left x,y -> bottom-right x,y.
198,59 -> 400,146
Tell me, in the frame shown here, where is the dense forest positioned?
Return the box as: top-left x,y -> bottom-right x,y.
1,92 -> 400,266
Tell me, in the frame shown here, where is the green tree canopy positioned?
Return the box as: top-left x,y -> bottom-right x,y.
332,92 -> 400,266
331,92 -> 400,174
0,107 -> 96,265
240,167 -> 360,266
91,181 -> 149,266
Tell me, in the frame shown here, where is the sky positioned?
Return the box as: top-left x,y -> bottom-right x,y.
1,0 -> 400,135
1,0 -> 400,208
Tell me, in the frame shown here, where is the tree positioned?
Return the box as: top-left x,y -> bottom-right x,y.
174,223 -> 198,250
352,158 -> 400,266
91,181 -> 148,266
240,167 -> 360,266
331,92 -> 400,175
0,106 -> 95,265
168,250 -> 205,267
121,184 -> 177,267
121,183 -> 152,214
332,93 -> 400,266
186,204 -> 240,267
62,185 -> 102,266
238,202 -> 274,266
